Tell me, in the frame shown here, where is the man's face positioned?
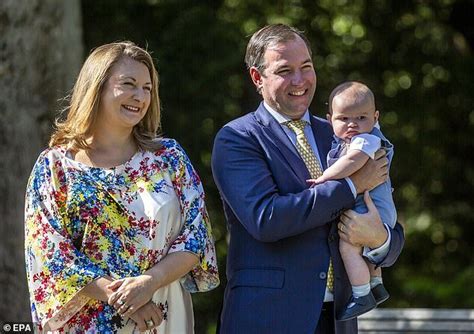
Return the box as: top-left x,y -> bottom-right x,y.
251,35 -> 317,120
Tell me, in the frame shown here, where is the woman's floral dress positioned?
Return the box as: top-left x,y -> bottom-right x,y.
24,139 -> 219,333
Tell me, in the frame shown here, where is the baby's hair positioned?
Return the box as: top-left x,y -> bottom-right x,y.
328,81 -> 375,114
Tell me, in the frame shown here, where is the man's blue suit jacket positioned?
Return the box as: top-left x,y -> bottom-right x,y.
211,103 -> 405,334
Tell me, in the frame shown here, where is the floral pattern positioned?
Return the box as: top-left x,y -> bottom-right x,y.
25,139 -> 219,333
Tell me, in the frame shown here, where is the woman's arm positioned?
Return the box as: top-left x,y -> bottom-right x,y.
25,150 -> 108,331
145,252 -> 199,292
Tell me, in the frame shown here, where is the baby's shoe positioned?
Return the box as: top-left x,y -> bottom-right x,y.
336,292 -> 377,321
371,283 -> 390,305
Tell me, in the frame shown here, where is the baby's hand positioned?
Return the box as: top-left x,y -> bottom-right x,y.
306,176 -> 327,187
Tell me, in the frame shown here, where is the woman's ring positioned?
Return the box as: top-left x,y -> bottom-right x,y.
118,299 -> 125,306
339,224 -> 344,232
146,320 -> 154,328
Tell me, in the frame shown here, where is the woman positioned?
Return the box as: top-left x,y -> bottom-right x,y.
24,41 -> 219,333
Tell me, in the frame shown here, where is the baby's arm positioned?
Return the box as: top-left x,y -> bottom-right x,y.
312,149 -> 370,184
307,133 -> 381,187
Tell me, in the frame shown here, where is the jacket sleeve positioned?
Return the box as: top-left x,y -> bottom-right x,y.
211,125 -> 355,242
377,222 -> 405,268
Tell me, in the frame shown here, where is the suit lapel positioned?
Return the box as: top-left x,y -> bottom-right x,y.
255,103 -> 310,182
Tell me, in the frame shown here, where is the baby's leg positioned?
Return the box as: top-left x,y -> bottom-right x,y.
368,261 -> 382,279
367,260 -> 384,287
340,239 -> 369,286
366,259 -> 390,305
337,239 -> 376,321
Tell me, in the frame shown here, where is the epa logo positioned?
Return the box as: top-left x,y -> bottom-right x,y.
2,322 -> 33,333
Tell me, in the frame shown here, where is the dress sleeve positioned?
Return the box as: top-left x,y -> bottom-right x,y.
348,133 -> 381,159
167,141 -> 219,293
24,151 -> 106,331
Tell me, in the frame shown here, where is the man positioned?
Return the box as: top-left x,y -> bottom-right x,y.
211,24 -> 404,333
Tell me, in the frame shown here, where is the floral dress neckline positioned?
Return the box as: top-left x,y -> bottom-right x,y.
62,146 -> 142,174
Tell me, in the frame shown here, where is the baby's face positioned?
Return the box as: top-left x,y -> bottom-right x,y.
328,97 -> 379,142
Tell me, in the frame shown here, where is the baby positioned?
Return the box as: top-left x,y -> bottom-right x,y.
312,81 -> 396,321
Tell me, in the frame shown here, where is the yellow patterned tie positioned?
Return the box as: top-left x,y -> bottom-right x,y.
286,119 -> 334,292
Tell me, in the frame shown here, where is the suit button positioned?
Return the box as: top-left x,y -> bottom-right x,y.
319,272 -> 327,279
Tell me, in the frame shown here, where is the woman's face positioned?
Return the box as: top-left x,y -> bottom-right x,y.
97,57 -> 152,132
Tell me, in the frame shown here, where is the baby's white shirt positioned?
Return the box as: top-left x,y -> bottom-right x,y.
348,133 -> 381,159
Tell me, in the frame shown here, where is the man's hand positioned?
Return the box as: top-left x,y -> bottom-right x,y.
350,149 -> 388,194
338,191 -> 388,248
128,301 -> 163,332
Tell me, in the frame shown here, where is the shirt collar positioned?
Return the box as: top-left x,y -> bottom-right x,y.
263,101 -> 311,125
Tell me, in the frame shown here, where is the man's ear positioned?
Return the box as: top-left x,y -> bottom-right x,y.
326,113 -> 332,123
249,67 -> 263,92
374,109 -> 380,122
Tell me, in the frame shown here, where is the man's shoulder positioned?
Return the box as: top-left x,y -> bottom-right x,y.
309,113 -> 334,134
212,111 -> 262,154
224,112 -> 256,129
309,113 -> 330,125
217,108 -> 262,138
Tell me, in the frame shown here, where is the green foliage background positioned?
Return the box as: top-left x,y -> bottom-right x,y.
81,0 -> 473,332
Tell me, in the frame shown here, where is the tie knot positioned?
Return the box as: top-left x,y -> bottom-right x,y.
286,119 -> 307,133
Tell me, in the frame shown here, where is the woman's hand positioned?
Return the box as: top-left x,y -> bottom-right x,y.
128,301 -> 163,332
108,252 -> 198,318
80,276 -> 115,302
107,275 -> 156,318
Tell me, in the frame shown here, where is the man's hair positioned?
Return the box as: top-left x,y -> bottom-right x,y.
244,23 -> 312,73
50,41 -> 162,151
328,81 -> 375,114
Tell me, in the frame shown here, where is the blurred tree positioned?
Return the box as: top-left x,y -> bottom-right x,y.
79,0 -> 474,332
0,0 -> 84,323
